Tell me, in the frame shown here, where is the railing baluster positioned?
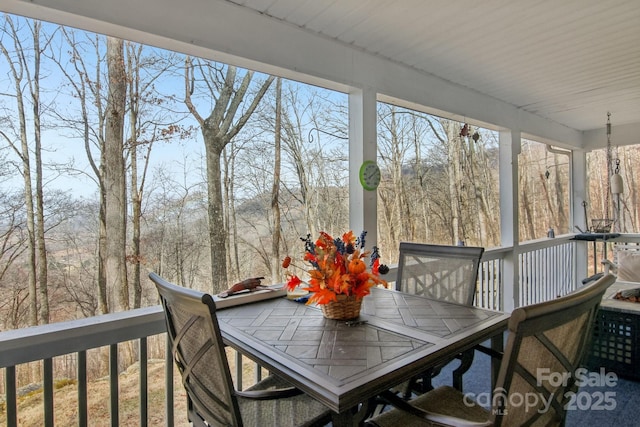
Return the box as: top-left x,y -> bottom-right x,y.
110,344 -> 119,427
235,351 -> 243,390
551,246 -> 556,299
529,249 -> 545,299
78,350 -> 87,427
165,338 -> 174,427
522,251 -> 528,306
255,361 -> 262,383
532,250 -> 536,303
538,249 -> 543,300
140,337 -> 148,427
5,365 -> 17,427
519,252 -> 524,306
491,259 -> 497,310
531,250 -> 536,304
499,258 -> 504,310
44,358 -> 54,427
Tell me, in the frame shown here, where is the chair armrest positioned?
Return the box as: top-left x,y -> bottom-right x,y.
375,390 -> 492,427
582,272 -> 604,285
235,386 -> 303,400
601,259 -> 617,275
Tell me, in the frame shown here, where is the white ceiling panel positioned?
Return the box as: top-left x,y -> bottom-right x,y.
230,0 -> 640,131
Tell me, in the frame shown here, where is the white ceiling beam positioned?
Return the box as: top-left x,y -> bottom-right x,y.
583,122 -> 640,151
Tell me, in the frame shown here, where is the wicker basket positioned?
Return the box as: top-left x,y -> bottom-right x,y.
591,218 -> 613,233
321,295 -> 362,320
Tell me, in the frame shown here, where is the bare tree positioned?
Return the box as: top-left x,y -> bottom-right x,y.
279,85 -> 348,238
0,16 -> 51,324
376,104 -> 502,251
621,147 -> 638,230
126,41 -> 147,309
469,130 -> 500,245
552,152 -> 569,232
145,165 -> 209,288
184,58 -> 274,293
377,106 -> 422,244
53,200 -> 100,318
124,41 -> 183,308
104,36 -> 128,311
52,28 -> 110,313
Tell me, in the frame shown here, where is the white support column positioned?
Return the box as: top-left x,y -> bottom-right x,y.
571,150 -> 589,279
348,87 -> 378,247
499,129 -> 521,312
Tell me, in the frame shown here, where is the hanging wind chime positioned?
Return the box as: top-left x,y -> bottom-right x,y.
589,112 -> 623,233
607,112 -> 624,232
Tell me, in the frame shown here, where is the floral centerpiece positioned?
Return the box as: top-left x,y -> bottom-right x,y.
282,231 -> 389,319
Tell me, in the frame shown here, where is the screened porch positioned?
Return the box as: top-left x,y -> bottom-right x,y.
1,0 -> 639,426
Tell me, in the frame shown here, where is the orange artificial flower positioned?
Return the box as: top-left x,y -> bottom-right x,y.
281,230 -> 388,306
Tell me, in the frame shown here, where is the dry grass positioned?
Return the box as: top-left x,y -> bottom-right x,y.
0,360 -> 188,427
1,350 -> 263,426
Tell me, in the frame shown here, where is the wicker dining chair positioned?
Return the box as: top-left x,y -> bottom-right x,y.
394,242 -> 485,395
150,272 -> 332,427
367,273 -> 616,427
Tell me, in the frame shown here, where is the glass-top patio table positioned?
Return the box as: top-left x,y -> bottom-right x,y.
216,286 -> 509,427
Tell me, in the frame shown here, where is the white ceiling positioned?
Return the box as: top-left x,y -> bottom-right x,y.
3,0 -> 640,144
228,0 -> 640,132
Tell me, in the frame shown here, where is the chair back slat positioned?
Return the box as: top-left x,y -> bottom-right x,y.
492,274 -> 615,427
396,242 -> 484,306
150,272 -> 243,427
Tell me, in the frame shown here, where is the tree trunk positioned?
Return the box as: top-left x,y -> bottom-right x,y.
540,172 -> 555,233
223,144 -> 241,282
623,150 -> 636,231
98,152 -> 109,314
130,139 -> 142,307
30,22 -> 50,324
105,37 -> 129,311
204,132 -> 229,293
446,122 -> 463,244
19,95 -> 38,328
553,153 -> 568,232
126,42 -> 145,309
271,78 -> 283,284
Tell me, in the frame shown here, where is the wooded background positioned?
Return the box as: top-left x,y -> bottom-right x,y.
1,14 -> 638,337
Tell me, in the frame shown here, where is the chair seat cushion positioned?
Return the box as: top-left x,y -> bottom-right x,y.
237,376 -> 331,427
368,385 -> 490,427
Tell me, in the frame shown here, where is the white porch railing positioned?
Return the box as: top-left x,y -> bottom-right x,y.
1,234 -> 635,426
0,307 -> 170,427
516,235 -> 578,307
